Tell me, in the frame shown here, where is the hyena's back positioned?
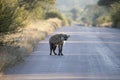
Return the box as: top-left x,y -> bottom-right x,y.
49,34 -> 63,44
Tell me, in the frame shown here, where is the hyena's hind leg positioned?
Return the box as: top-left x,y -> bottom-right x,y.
49,43 -> 52,55
49,43 -> 57,55
52,44 -> 57,55
58,44 -> 63,56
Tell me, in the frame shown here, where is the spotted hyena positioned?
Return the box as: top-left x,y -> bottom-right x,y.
49,34 -> 70,56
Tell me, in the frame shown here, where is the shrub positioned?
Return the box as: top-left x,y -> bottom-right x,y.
96,14 -> 112,25
45,10 -> 63,19
45,10 -> 71,26
0,0 -> 28,34
111,2 -> 120,27
29,6 -> 45,20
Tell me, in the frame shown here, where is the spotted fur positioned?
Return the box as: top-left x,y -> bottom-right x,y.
49,34 -> 70,56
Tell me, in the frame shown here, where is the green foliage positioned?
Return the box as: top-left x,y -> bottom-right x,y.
98,0 -> 120,28
98,0 -> 120,7
0,0 -> 57,34
61,16 -> 69,26
45,10 -> 71,26
45,10 -> 63,19
56,0 -> 98,10
44,0 -> 56,5
56,0 -> 98,22
96,15 -> 111,25
18,0 -> 56,14
29,6 -> 44,20
0,0 -> 27,33
0,0 -> 59,46
81,4 -> 109,26
67,18 -> 72,26
18,0 -> 57,20
111,2 -> 120,27
70,8 -> 81,21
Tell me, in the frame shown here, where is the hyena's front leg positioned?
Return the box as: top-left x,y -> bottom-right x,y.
60,44 -> 63,56
58,44 -> 63,56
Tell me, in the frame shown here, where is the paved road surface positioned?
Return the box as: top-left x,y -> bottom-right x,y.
3,26 -> 120,80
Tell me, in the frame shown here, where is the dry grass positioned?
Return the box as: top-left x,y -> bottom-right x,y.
0,18 -> 62,72
98,22 -> 113,27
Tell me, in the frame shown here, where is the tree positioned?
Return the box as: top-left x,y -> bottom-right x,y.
98,0 -> 120,7
111,2 -> 120,27
98,0 -> 120,27
0,0 -> 57,34
70,8 -> 80,21
18,0 -> 56,12
81,4 -> 108,26
0,0 -> 27,33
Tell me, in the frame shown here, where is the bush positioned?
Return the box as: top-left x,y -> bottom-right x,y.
67,18 -> 73,26
29,6 -> 44,20
45,10 -> 63,19
0,0 -> 28,34
111,2 -> 120,27
45,10 -> 71,26
96,14 -> 112,25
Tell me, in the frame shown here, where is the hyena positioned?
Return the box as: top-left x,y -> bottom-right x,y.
49,34 -> 70,56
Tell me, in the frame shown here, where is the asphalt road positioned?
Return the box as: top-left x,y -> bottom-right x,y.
3,26 -> 120,80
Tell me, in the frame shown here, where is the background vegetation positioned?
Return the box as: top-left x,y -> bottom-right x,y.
98,0 -> 120,28
56,0 -> 99,26
56,0 -> 120,28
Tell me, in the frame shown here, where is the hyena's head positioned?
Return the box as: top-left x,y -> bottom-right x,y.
61,34 -> 70,41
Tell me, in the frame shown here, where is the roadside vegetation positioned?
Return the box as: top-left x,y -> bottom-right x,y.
57,0 -> 120,28
0,0 -> 71,72
98,0 -> 120,28
82,0 -> 120,28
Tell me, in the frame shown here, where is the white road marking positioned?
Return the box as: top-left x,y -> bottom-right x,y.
39,41 -> 120,44
2,74 -> 120,80
54,32 -> 120,35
